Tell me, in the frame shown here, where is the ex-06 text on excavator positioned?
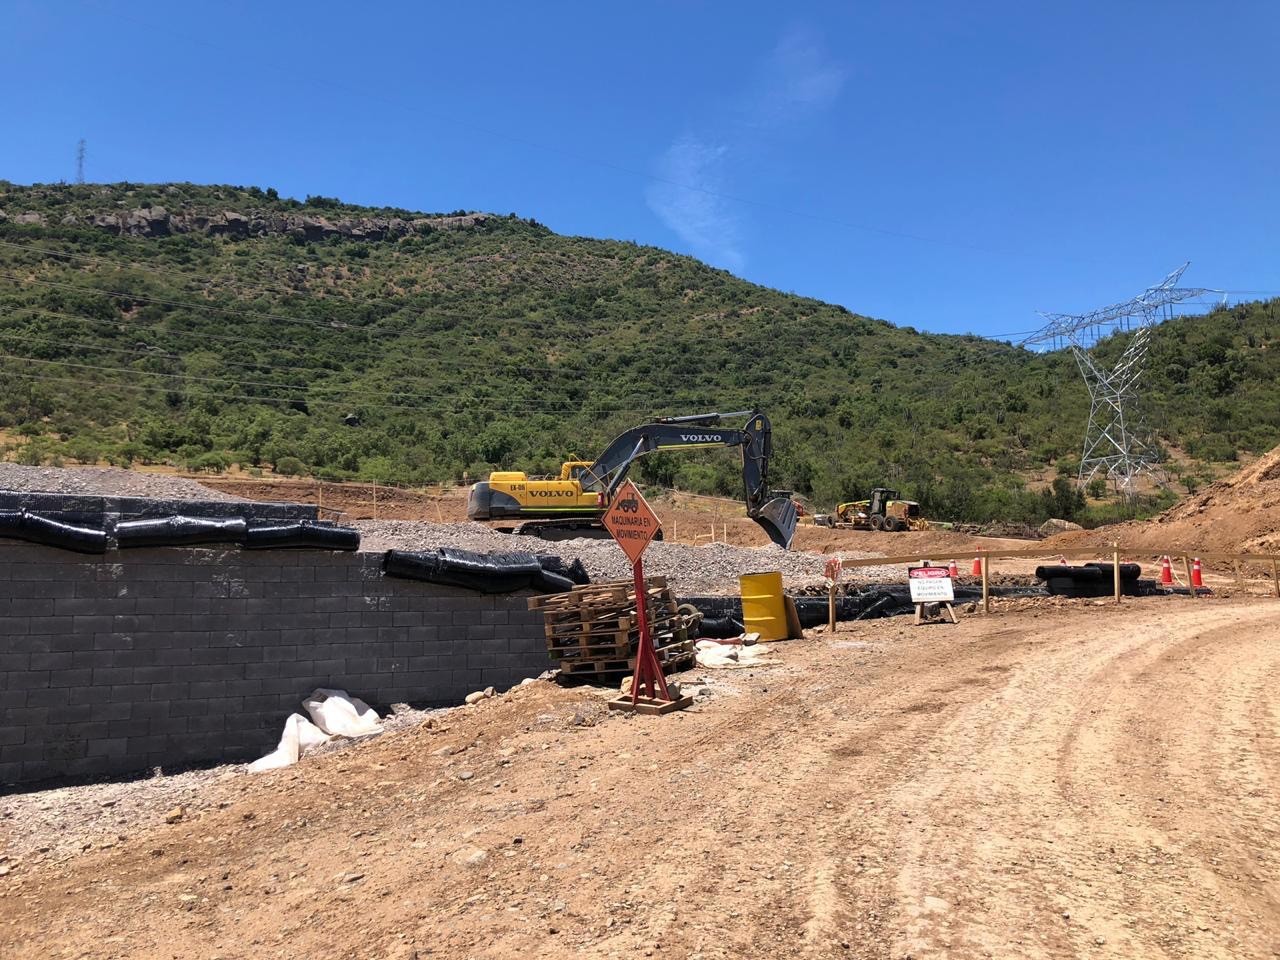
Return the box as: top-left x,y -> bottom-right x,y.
466,411 -> 797,548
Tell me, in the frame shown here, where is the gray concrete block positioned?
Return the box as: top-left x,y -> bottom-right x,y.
7,598 -> 55,617
87,738 -> 128,758
50,668 -> 94,689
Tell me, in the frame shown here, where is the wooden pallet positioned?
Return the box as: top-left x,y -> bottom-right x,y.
527,577 -> 670,611
534,577 -> 695,680
556,639 -> 695,675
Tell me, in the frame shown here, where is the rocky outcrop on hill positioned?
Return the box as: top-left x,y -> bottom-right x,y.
0,206 -> 489,241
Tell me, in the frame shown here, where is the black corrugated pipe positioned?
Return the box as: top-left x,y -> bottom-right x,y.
115,516 -> 248,548
0,510 -> 108,554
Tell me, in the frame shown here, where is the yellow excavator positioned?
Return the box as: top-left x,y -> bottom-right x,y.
466,410 -> 798,548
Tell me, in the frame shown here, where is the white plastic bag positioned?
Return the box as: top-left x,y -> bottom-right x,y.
247,712 -> 332,772
303,688 -> 382,738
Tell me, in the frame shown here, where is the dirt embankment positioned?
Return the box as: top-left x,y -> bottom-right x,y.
6,596 -> 1280,958
1049,443 -> 1280,556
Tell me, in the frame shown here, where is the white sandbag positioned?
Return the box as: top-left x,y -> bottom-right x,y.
303,688 -> 382,738
694,639 -> 777,670
248,712 -> 332,772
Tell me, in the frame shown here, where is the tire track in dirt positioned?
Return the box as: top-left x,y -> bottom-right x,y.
872,602 -> 1280,959
5,600 -> 1279,960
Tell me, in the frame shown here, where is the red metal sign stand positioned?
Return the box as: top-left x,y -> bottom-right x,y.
629,555 -> 671,705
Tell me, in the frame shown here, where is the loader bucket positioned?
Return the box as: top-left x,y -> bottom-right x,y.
751,496 -> 798,549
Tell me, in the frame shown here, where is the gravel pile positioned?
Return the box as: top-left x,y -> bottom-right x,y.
356,520 -> 906,594
0,464 -> 244,501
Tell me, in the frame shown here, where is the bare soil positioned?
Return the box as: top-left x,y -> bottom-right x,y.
5,595 -> 1279,959
1049,443 -> 1280,557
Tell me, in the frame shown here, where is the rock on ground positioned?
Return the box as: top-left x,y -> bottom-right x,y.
356,519 -> 903,594
0,464 -> 244,501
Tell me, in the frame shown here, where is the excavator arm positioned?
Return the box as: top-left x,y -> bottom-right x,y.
577,410 -> 797,548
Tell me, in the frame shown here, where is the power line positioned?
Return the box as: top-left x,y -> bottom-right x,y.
0,302 -> 622,381
0,270 -> 697,379
0,302 -> 772,400
0,237 -> 534,331
0,359 -> 740,421
0,325 -> 740,413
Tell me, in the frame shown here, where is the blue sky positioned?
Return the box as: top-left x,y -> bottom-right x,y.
3,1 -> 1277,337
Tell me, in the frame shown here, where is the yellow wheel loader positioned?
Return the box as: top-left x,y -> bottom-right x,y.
466,410 -> 798,548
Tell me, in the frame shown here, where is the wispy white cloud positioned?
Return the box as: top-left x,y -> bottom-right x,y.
645,138 -> 744,274
760,26 -> 847,115
647,25 -> 845,274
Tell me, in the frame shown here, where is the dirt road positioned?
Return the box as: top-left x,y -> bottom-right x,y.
5,597 -> 1279,959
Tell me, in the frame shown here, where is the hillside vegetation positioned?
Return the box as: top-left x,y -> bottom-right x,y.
0,181 -> 1277,524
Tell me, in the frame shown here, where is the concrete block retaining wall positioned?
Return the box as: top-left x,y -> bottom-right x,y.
0,542 -> 552,787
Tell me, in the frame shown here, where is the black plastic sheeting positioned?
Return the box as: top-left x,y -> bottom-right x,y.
115,516 -> 248,547
532,554 -> 591,587
242,520 -> 360,551
0,510 -> 108,554
695,616 -> 746,639
0,508 -> 360,554
384,548 -> 584,594
681,584 -> 1053,627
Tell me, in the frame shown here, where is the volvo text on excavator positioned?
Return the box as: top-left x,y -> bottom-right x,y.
466,410 -> 798,548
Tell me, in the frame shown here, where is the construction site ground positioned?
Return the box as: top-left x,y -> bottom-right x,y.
197,475 -> 1036,558
7,592 -> 1280,960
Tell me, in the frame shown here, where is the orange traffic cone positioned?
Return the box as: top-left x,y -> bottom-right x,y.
1159,556 -> 1173,585
1191,558 -> 1204,588
948,559 -> 959,578
971,557 -> 982,576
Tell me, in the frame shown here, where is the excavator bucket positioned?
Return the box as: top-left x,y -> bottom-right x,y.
751,496 -> 798,549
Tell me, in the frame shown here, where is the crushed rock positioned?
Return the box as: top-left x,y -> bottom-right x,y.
0,464 -> 244,501
356,520 -> 903,594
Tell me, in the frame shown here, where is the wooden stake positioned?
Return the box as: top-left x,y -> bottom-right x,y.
1112,543 -> 1122,605
672,520 -> 678,543
1184,556 -> 1197,599
709,523 -> 715,543
1272,558 -> 1279,599
1233,560 -> 1244,588
981,555 -> 990,614
317,480 -> 323,514
828,584 -> 836,631
372,480 -> 378,520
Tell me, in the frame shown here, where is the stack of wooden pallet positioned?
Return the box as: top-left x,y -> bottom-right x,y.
529,576 -> 697,679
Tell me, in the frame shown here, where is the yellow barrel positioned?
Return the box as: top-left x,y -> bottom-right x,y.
739,571 -> 788,641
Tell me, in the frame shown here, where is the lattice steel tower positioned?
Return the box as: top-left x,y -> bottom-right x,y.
1025,263 -> 1214,495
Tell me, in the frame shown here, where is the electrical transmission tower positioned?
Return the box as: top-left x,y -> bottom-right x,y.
76,139 -> 86,184
1025,263 -> 1215,495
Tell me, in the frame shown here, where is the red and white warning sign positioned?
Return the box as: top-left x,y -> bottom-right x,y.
908,565 -> 955,603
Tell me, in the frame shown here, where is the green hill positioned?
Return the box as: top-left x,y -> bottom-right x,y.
0,180 -> 1276,525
